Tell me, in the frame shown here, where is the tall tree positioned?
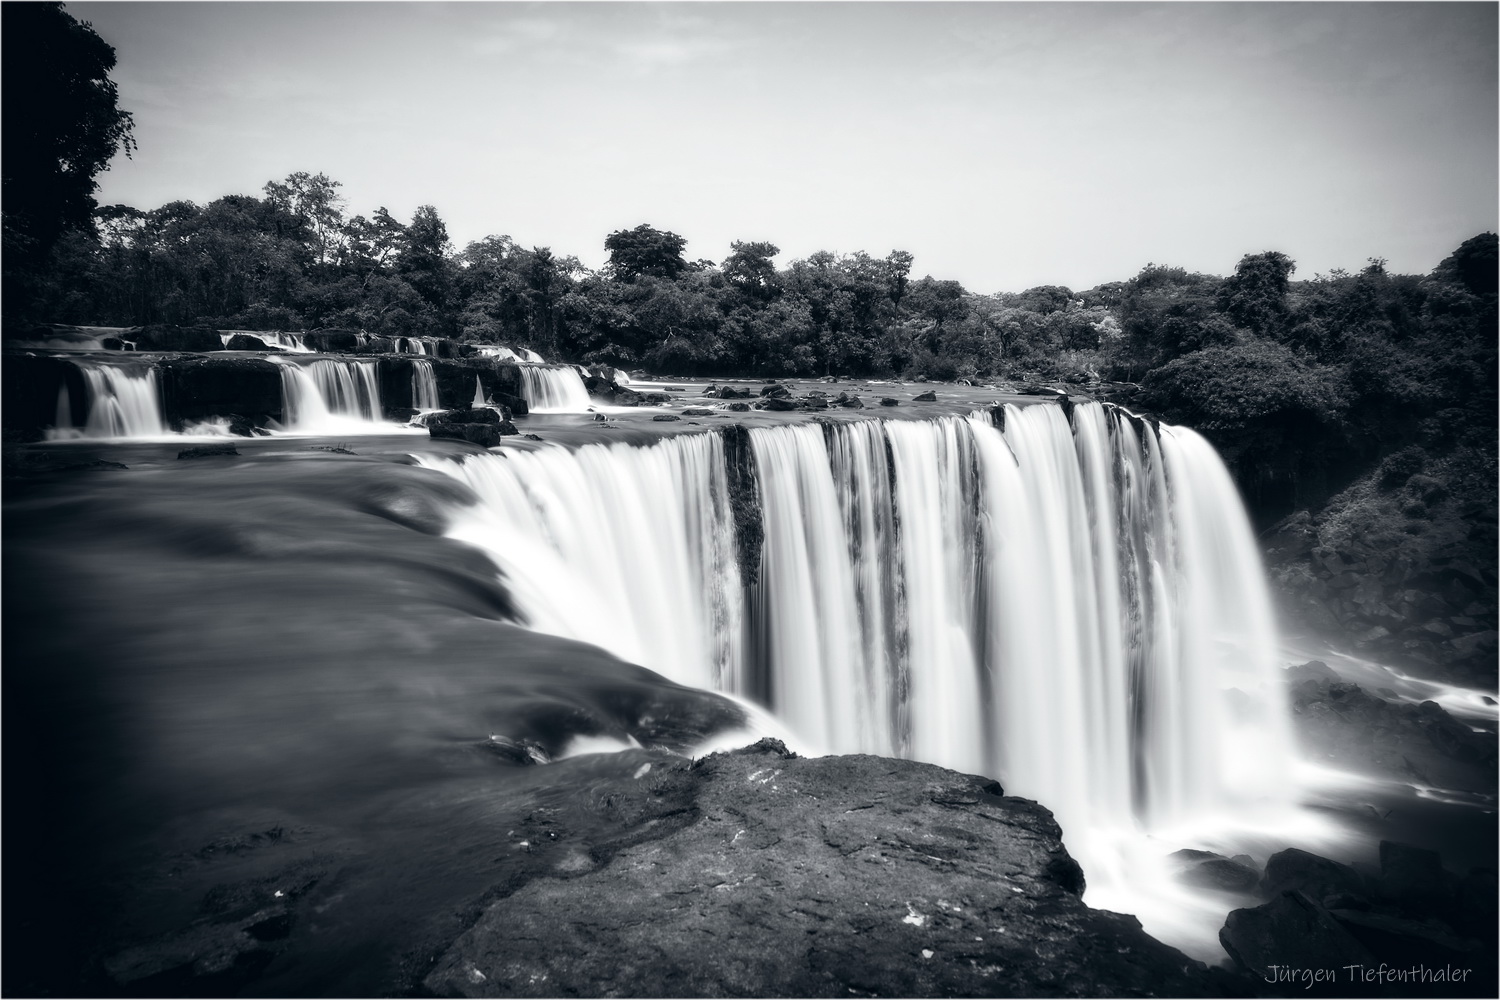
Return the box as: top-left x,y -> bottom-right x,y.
605,224 -> 688,281
1218,250 -> 1295,338
2,2 -> 135,262
722,240 -> 780,300
263,171 -> 345,266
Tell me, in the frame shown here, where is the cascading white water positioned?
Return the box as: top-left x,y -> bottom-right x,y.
397,337 -> 429,356
261,331 -> 312,353
218,331 -> 313,353
47,363 -> 167,439
412,360 -> 440,411
419,401 -> 1314,958
475,346 -> 521,361
522,348 -> 545,363
517,364 -> 593,413
416,434 -> 742,692
273,358 -> 386,433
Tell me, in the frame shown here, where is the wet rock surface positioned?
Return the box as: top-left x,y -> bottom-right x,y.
1288,678 -> 1497,793
425,739 -> 1237,999
1219,841 -> 1496,998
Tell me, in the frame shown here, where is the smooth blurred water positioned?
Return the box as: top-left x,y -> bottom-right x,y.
418,402 -> 1329,959
517,364 -> 594,413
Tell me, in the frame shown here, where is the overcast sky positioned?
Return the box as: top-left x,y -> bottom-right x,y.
72,2 -> 1497,293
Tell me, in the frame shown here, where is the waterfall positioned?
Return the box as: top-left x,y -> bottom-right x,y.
412,360 -> 440,411
417,401 -> 1305,957
475,346 -> 521,361
522,348 -> 545,363
518,365 -> 593,413
274,358 -> 383,432
47,363 -> 167,439
397,337 -> 429,356
418,434 -> 742,692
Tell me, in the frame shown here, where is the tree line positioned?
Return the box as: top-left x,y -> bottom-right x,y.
4,2 -> 1495,529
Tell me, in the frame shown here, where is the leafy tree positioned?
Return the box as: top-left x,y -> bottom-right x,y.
605,224 -> 688,281
1432,232 -> 1497,297
2,2 -> 136,262
722,240 -> 780,300
263,171 -> 345,266
1218,251 -> 1295,338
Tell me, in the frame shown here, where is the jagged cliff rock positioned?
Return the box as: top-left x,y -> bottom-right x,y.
424,740 -> 1239,999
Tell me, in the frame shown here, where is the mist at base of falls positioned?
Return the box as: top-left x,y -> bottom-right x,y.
415,401 -> 1340,960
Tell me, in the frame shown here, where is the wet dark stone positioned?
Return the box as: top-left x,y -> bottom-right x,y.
913,390 -> 938,401
223,333 -> 278,352
880,397 -> 900,407
426,743 -> 1237,998
652,414 -> 682,422
1220,891 -> 1375,984
1262,847 -> 1368,902
178,445 -> 240,460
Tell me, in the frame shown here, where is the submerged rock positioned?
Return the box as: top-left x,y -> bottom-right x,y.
425,740 -> 1236,998
177,444 -> 240,460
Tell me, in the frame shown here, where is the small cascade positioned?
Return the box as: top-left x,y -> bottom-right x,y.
397,337 -> 429,356
48,362 -> 167,439
475,346 -> 521,361
218,330 -> 312,353
412,360 -> 440,411
518,364 -> 593,413
472,376 -> 487,408
521,348 -> 545,363
419,401 -> 1309,958
261,331 -> 312,353
273,358 -> 384,432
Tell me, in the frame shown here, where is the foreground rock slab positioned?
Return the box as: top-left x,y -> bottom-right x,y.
426,740 -> 1235,998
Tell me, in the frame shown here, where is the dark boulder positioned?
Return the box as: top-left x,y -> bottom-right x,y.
880,397 -> 900,407
1284,659 -> 1340,685
1220,891 -> 1375,982
425,743 -> 1237,999
835,393 -> 864,409
222,334 -> 278,352
681,407 -> 714,417
428,421 -> 515,447
759,384 -> 791,399
2,353 -> 89,435
1377,840 -> 1449,910
1326,907 -> 1485,970
913,390 -> 938,402
158,357 -> 283,426
177,444 -> 239,460
1262,848 -> 1368,903
440,407 -> 501,425
640,392 -> 673,404
726,401 -> 751,412
760,396 -> 801,411
1169,850 -> 1260,893
652,414 -> 681,422
712,385 -> 752,399
133,324 -> 224,352
301,329 -> 362,353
